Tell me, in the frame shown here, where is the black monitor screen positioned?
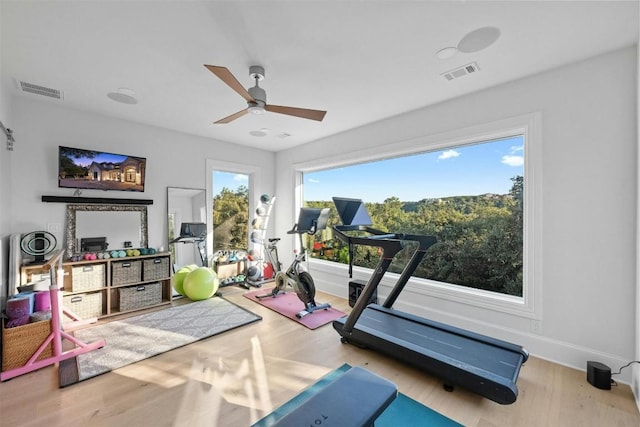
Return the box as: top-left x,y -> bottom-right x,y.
296,208 -> 330,233
332,197 -> 372,226
180,223 -> 207,239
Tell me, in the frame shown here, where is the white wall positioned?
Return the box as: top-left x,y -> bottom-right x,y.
0,2 -> 14,308
276,46 -> 638,383
635,13 -> 640,409
4,96 -> 275,267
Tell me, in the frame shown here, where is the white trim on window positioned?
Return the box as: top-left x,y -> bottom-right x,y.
295,112 -> 542,320
206,159 -> 259,263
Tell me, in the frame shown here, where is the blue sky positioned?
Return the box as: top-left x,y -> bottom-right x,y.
63,150 -> 130,167
213,170 -> 249,195
212,136 -> 524,203
304,136 -> 524,203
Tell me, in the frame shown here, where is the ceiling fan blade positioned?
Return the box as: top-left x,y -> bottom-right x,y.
214,108 -> 248,124
265,104 -> 327,122
204,65 -> 254,102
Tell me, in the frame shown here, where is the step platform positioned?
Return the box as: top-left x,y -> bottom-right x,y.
272,366 -> 397,427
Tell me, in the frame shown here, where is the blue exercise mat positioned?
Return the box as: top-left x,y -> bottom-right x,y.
252,364 -> 462,427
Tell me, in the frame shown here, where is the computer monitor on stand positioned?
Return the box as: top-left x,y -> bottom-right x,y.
290,207 -> 330,235
169,222 -> 208,266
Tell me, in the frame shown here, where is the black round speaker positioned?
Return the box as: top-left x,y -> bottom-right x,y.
21,231 -> 57,264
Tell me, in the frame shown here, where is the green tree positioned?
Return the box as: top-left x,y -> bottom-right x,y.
307,175 -> 524,297
212,186 -> 249,251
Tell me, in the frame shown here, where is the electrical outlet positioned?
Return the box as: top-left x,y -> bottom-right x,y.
47,222 -> 62,233
531,320 -> 542,334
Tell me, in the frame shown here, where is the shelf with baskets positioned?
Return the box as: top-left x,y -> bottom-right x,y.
20,253 -> 173,320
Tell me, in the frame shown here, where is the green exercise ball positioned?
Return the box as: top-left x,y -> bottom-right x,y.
173,264 -> 198,296
183,267 -> 219,301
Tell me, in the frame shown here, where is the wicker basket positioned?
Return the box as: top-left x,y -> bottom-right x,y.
111,260 -> 142,286
118,283 -> 162,311
62,292 -> 103,320
70,263 -> 105,292
142,257 -> 170,281
2,319 -> 53,372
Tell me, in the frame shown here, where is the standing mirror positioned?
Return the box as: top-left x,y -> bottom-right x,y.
167,187 -> 207,271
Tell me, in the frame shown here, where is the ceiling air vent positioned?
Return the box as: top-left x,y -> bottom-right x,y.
15,79 -> 64,100
442,62 -> 480,81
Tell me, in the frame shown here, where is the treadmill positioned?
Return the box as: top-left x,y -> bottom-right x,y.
331,197 -> 529,405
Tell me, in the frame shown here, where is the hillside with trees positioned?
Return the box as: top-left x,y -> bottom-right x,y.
212,186 -> 249,251
305,176 -> 523,297
211,177 -> 523,297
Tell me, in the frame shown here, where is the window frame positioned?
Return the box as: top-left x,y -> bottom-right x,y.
206,159 -> 259,262
294,113 -> 542,319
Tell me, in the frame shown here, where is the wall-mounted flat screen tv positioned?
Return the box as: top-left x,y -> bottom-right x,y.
58,146 -> 146,192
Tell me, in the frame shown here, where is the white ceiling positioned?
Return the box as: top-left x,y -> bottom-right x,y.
2,1 -> 638,152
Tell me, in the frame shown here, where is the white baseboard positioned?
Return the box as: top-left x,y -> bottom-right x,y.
312,266 -> 635,385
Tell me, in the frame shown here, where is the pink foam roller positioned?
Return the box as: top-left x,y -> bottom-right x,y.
34,291 -> 51,312
6,297 -> 31,320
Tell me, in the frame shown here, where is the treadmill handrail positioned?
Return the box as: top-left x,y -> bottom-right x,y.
333,225 -> 405,249
332,224 -> 437,334
332,224 -> 405,279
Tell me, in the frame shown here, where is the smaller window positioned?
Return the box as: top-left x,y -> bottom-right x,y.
212,171 -> 250,251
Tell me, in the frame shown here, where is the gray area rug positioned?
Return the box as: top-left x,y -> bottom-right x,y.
60,297 -> 261,385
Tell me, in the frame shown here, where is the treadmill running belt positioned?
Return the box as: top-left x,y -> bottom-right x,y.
358,307 -> 522,379
334,304 -> 528,404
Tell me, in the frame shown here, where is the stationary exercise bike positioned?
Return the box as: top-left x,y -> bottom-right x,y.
256,207 -> 331,319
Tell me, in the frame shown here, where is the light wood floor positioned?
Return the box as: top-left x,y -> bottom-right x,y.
1,286 -> 638,426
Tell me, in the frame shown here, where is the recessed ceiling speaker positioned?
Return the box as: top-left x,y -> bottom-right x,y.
457,26 -> 501,53
107,87 -> 138,104
21,231 -> 57,264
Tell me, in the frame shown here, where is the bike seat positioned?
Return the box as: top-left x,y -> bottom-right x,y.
268,238 -> 281,243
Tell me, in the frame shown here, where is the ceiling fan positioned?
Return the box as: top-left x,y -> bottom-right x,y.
204,65 -> 327,124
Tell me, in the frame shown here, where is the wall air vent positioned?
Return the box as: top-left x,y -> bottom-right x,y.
442,62 -> 480,81
15,79 -> 64,100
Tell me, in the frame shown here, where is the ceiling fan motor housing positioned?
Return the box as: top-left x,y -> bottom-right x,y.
248,85 -> 266,107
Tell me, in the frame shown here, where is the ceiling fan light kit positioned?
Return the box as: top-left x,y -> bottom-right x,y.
248,103 -> 265,115
205,64 -> 327,124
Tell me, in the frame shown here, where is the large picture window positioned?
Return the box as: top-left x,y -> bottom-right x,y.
302,134 -> 527,299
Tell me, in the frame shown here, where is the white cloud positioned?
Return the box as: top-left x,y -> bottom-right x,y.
510,145 -> 524,152
308,178 -> 320,183
233,174 -> 248,182
438,149 -> 460,160
502,155 -> 524,167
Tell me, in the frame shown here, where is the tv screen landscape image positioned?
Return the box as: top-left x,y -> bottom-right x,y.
58,146 -> 146,192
